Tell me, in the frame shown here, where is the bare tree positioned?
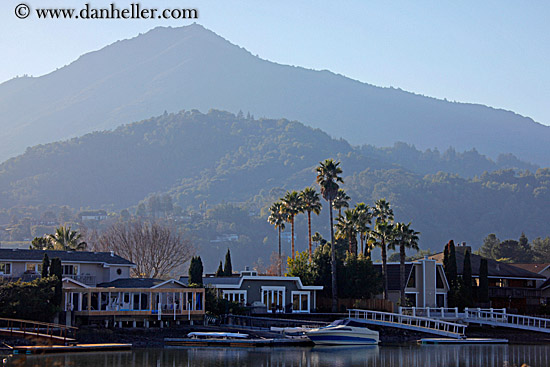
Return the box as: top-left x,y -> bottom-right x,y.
97,221 -> 194,278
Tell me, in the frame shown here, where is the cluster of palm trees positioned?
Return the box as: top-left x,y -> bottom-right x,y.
30,226 -> 87,251
268,159 -> 420,311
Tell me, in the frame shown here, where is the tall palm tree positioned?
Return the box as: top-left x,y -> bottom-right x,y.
335,209 -> 357,254
267,202 -> 288,276
333,189 -> 350,217
47,226 -> 87,251
369,221 -> 395,300
394,222 -> 420,304
281,191 -> 304,260
300,187 -> 322,261
372,199 -> 395,300
353,203 -> 372,256
316,159 -> 344,313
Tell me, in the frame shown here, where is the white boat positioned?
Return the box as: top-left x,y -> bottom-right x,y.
187,332 -> 249,339
306,319 -> 379,345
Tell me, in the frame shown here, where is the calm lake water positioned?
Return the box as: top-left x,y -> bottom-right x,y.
6,344 -> 550,367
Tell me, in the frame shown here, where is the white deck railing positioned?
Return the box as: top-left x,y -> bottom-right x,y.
348,309 -> 466,339
400,307 -> 550,334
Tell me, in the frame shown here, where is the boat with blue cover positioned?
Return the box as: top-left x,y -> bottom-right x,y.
306,319 -> 379,345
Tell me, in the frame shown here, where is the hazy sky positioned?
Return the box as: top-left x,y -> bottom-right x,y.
1,0 -> 549,126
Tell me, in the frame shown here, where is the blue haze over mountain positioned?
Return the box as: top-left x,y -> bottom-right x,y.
0,24 -> 548,165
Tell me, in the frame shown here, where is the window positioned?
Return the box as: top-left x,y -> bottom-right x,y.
62,265 -> 78,276
26,263 -> 42,273
0,263 -> 11,275
291,291 -> 310,313
261,287 -> 285,313
407,268 -> 416,288
436,294 -> 445,307
436,269 -> 445,289
222,291 -> 247,305
406,293 -> 417,307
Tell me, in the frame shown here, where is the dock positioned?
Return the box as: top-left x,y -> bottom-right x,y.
164,337 -> 312,348
11,343 -> 132,354
419,338 -> 508,345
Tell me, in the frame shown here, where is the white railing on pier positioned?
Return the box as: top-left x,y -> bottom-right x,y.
348,309 -> 466,339
400,307 -> 550,334
465,308 -> 550,333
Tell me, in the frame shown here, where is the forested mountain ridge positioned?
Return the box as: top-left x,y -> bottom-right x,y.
1,24 -> 549,165
0,109 -> 548,259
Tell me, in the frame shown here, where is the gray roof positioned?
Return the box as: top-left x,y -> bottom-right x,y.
430,251 -> 545,280
179,276 -> 241,286
0,249 -> 134,266
98,278 -> 164,288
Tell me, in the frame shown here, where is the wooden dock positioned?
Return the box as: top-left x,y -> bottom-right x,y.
419,338 -> 508,345
11,343 -> 132,354
164,337 -> 312,348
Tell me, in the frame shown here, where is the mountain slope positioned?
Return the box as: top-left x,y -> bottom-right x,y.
0,24 -> 549,165
0,109 -> 548,256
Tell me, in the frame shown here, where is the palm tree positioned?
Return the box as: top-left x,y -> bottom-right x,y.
333,189 -> 350,217
369,221 -> 395,300
335,209 -> 357,254
394,222 -> 420,304
353,203 -> 372,256
47,226 -> 87,251
268,202 -> 288,276
281,191 -> 304,260
316,159 -> 344,313
372,199 -> 395,300
300,187 -> 322,261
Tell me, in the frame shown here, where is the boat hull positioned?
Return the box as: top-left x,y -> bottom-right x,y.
307,333 -> 378,345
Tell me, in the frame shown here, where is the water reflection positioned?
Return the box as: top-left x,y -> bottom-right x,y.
6,344 -> 550,367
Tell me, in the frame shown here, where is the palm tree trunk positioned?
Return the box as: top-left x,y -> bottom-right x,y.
291,216 -> 295,260
278,226 -> 282,276
329,200 -> 338,313
307,211 -> 312,262
348,230 -> 352,254
382,239 -> 388,299
360,234 -> 364,256
400,243 -> 406,304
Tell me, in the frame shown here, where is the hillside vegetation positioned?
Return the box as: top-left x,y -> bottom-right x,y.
0,110 -> 548,270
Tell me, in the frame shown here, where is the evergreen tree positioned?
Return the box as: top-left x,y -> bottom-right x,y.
447,240 -> 457,287
478,258 -> 489,304
188,256 -> 203,285
223,249 -> 233,276
478,233 -> 499,259
41,253 -> 50,278
462,250 -> 473,307
215,261 -> 224,276
49,258 -> 63,307
443,245 -> 449,277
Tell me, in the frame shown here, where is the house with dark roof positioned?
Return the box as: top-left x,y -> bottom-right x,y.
0,249 -> 205,326
374,257 -> 449,308
430,246 -> 546,312
0,249 -> 134,286
181,270 -> 323,313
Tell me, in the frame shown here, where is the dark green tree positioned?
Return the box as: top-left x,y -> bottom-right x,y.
533,237 -> 550,263
215,261 -> 224,276
41,253 -> 50,278
478,258 -> 489,304
30,236 -> 52,250
49,258 -> 63,307
223,249 -> 233,276
300,187 -> 322,261
477,233 -> 499,259
462,249 -> 473,307
188,256 -> 203,285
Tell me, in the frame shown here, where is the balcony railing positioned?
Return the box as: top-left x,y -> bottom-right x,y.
63,274 -> 97,286
489,287 -> 541,299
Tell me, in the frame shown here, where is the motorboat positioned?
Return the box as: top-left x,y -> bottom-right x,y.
306,319 -> 379,345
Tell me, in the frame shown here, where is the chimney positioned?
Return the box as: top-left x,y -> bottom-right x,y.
110,251 -> 114,257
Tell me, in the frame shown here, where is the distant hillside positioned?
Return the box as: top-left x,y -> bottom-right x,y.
0,109 -> 548,261
0,24 -> 549,165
